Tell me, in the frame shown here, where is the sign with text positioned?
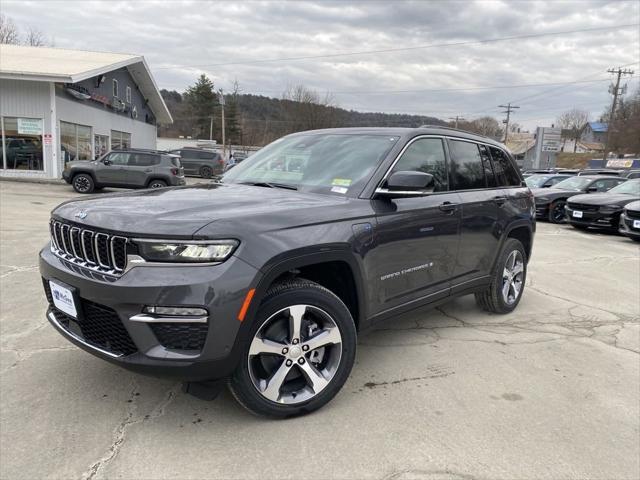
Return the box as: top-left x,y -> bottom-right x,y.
541,128 -> 561,152
606,159 -> 633,168
17,118 -> 43,136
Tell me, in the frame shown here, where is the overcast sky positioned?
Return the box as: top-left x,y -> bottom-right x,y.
4,0 -> 639,130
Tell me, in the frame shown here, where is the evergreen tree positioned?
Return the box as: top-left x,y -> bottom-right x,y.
184,74 -> 218,139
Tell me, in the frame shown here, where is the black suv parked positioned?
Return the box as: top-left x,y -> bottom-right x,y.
40,127 -> 535,417
169,148 -> 224,178
63,149 -> 185,193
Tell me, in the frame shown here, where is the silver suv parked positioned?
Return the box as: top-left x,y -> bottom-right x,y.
62,149 -> 185,193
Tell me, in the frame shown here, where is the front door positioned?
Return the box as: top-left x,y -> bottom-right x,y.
95,152 -> 130,185
367,137 -> 461,316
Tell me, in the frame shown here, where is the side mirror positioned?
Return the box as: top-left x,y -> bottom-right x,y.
377,171 -> 434,198
103,159 -> 112,166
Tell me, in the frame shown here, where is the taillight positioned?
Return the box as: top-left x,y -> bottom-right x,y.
219,158 -> 224,165
171,168 -> 179,175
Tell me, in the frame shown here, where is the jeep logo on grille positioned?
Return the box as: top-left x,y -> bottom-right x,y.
75,210 -> 88,219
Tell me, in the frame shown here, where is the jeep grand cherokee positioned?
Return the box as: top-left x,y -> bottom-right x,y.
40,126 -> 535,417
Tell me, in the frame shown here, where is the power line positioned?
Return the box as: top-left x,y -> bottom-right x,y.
153,23 -> 639,70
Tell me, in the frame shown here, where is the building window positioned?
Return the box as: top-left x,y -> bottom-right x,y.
125,86 -> 132,103
111,130 -> 131,150
60,121 -> 92,163
94,134 -> 110,159
1,117 -> 44,171
113,79 -> 119,98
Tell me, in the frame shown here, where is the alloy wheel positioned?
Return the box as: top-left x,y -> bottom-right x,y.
502,250 -> 524,305
74,177 -> 90,192
552,202 -> 566,223
248,304 -> 343,404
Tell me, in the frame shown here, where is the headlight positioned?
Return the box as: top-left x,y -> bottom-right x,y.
136,240 -> 238,263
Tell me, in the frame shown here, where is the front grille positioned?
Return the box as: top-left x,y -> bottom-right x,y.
626,209 -> 640,220
50,219 -> 127,275
567,202 -> 599,212
43,279 -> 137,356
150,323 -> 208,351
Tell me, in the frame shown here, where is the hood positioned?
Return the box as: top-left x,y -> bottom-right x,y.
624,200 -> 640,212
67,160 -> 96,169
567,193 -> 640,206
52,183 -> 352,237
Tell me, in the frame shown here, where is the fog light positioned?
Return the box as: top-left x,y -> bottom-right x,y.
143,306 -> 208,316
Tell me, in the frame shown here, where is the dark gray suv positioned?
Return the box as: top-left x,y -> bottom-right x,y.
41,126 -> 535,417
62,149 -> 185,193
169,148 -> 224,178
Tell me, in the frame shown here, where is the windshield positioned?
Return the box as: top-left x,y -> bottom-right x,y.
551,176 -> 591,191
222,133 -> 400,195
525,174 -> 554,188
608,179 -> 640,195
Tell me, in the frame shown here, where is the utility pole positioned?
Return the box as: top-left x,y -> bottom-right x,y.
499,103 -> 520,143
209,116 -> 213,141
449,116 -> 464,129
602,67 -> 634,162
218,89 -> 226,160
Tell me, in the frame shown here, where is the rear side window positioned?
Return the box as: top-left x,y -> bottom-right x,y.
164,155 -> 181,167
198,151 -> 215,160
390,138 -> 448,192
489,147 -> 520,186
448,140 -> 486,190
479,144 -> 497,188
181,149 -> 198,159
128,154 -> 159,166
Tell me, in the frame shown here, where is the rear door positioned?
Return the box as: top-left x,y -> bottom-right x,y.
448,139 -> 501,287
127,153 -> 157,187
368,137 -> 462,315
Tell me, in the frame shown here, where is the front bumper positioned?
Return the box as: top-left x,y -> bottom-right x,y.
39,245 -> 260,381
62,170 -> 72,183
564,205 -> 621,230
534,202 -> 550,218
619,212 -> 640,239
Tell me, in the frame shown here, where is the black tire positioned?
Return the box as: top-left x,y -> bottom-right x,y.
548,199 -> 566,223
72,173 -> 95,194
475,238 -> 527,314
200,166 -> 213,178
148,179 -> 167,189
228,279 -> 357,418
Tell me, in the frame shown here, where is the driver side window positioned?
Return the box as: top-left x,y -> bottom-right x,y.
390,138 -> 448,192
107,153 -> 129,165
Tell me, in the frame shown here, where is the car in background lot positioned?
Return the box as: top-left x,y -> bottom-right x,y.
169,147 -> 224,178
531,175 -> 627,224
565,179 -> 640,232
578,168 -> 623,176
623,169 -> 640,179
619,200 -> 640,241
525,173 -> 572,189
63,149 -> 185,193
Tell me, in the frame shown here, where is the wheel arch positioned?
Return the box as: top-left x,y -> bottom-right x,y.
503,221 -> 534,262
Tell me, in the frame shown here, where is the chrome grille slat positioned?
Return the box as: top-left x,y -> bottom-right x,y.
49,220 -> 127,277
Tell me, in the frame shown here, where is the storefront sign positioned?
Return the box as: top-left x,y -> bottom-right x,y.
17,118 -> 43,135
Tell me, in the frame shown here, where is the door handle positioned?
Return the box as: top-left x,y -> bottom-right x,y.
439,201 -> 458,213
494,196 -> 507,206
144,169 -> 152,173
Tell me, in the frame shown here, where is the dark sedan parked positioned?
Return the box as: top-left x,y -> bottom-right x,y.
531,175 -> 627,223
524,174 -> 571,189
565,179 -> 640,232
619,200 -> 640,241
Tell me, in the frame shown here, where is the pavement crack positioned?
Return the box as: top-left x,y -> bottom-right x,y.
0,264 -> 39,278
81,382 -> 181,480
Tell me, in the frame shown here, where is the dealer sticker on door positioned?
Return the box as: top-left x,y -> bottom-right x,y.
49,281 -> 77,318
572,210 -> 583,218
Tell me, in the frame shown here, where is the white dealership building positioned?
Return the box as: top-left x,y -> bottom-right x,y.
0,44 -> 172,180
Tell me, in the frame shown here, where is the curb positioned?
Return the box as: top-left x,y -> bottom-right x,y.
0,176 -> 66,186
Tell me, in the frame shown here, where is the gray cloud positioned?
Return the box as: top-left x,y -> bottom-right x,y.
4,0 -> 639,129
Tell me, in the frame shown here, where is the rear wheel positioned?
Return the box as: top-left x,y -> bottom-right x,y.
475,238 -> 526,314
200,166 -> 213,178
148,180 -> 167,189
229,279 -> 356,418
72,173 -> 94,194
548,200 -> 566,223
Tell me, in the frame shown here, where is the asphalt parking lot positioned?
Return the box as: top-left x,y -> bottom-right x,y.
1,179 -> 638,480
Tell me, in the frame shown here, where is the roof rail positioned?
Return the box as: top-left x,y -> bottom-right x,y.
418,124 -> 493,140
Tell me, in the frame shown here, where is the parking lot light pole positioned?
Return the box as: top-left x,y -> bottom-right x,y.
218,89 -> 226,160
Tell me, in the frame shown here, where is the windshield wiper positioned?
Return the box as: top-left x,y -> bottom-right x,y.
239,181 -> 298,190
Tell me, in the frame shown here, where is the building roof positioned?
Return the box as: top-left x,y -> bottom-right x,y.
587,122 -> 607,133
0,44 -> 172,124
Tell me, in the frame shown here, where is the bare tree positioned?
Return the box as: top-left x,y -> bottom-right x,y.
25,26 -> 46,46
0,14 -> 20,44
281,84 -> 338,133
557,108 -> 589,152
461,116 -> 503,140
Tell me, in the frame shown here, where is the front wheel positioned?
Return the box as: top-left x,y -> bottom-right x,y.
475,238 -> 527,314
548,200 -> 566,223
72,173 -> 95,194
229,279 -> 356,418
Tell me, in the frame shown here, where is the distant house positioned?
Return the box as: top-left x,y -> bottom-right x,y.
581,122 -> 608,143
506,132 -> 536,167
